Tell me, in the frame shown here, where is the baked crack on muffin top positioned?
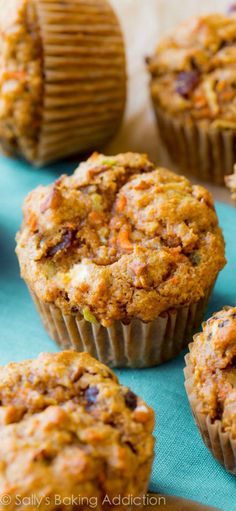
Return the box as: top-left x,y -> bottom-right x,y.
16,152 -> 226,326
147,9 -> 236,126
0,351 -> 154,509
189,307 -> 236,437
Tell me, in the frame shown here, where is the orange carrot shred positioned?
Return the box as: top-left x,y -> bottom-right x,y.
220,90 -> 235,102
116,195 -> 127,213
88,211 -> 102,224
117,227 -> 133,251
6,71 -> 26,80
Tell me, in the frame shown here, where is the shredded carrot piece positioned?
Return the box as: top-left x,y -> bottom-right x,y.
116,195 -> 127,212
5,71 -> 26,80
194,95 -> 207,109
134,180 -> 151,190
169,277 -> 178,285
216,80 -> 227,92
117,227 -> 133,251
88,211 -> 103,224
27,213 -> 38,231
219,90 -> 235,102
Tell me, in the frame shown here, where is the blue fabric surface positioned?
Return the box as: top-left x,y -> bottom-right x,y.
0,154 -> 235,511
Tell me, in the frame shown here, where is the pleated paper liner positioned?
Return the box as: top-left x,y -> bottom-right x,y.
184,346 -> 236,475
31,0 -> 126,166
152,104 -> 236,185
29,285 -> 213,368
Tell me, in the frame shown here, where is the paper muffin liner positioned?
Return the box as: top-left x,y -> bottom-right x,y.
153,105 -> 236,185
28,285 -> 213,368
184,345 -> 236,475
32,0 -> 126,166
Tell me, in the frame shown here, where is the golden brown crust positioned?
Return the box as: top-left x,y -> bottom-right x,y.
0,351 -> 154,510
16,152 -> 226,326
189,307 -> 236,437
148,11 -> 236,127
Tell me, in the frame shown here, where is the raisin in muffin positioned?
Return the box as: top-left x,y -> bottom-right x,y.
225,167 -> 236,203
147,9 -> 236,184
16,153 -> 226,367
185,307 -> 236,475
0,351 -> 154,510
0,0 -> 126,166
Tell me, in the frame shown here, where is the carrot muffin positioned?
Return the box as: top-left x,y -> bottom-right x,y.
0,0 -> 126,166
16,152 -> 226,367
184,307 -> 236,474
225,166 -> 236,203
0,351 -> 155,510
147,9 -> 236,184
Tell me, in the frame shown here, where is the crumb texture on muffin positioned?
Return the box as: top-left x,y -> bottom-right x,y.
148,11 -> 236,126
189,307 -> 236,437
0,351 -> 154,509
16,152 -> 226,326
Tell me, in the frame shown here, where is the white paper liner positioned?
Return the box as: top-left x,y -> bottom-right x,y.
29,286 -> 213,368
153,104 -> 236,185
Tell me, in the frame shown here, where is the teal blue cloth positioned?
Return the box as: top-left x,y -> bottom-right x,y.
0,154 -> 235,511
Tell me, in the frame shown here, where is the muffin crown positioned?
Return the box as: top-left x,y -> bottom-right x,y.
0,351 -> 154,501
16,152 -> 226,326
189,307 -> 236,436
148,11 -> 236,126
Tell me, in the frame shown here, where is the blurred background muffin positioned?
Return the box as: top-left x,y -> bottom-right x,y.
16,152 -> 226,367
184,307 -> 236,475
147,8 -> 236,185
0,0 -> 126,166
225,167 -> 236,203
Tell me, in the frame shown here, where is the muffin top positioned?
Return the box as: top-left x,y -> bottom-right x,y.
189,307 -> 236,437
0,351 -> 154,506
16,152 -> 226,327
225,166 -> 236,202
148,9 -> 236,126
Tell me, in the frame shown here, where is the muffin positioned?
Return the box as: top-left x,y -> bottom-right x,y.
0,0 -> 126,166
16,152 -> 226,367
225,166 -> 236,203
147,10 -> 236,184
184,307 -> 236,475
0,350 -> 155,510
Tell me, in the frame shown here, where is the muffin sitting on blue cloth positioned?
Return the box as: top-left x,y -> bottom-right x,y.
185,307 -> 236,475
16,153 -> 226,367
